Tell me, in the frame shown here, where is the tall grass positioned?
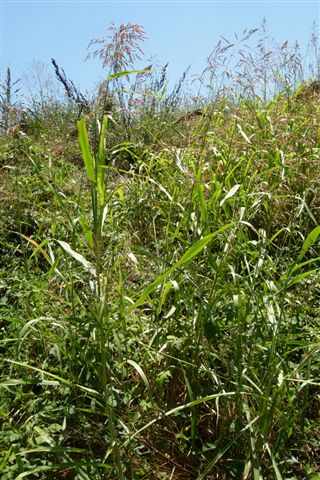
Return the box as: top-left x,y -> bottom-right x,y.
1,22 -> 320,480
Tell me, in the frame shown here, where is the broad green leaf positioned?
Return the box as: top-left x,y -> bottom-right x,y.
193,183 -> 208,230
78,118 -> 95,183
297,225 -> 320,262
97,115 -> 108,206
0,446 -> 12,472
158,280 -> 178,312
80,217 -> 94,248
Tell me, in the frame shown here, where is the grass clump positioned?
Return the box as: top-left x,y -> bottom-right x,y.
1,21 -> 320,480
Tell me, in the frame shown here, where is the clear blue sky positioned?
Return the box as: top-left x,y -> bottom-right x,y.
1,0 -> 319,98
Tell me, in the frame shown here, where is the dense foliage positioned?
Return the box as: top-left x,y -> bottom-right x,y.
0,23 -> 320,479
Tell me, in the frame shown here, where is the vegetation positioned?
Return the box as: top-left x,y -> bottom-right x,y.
0,22 -> 320,479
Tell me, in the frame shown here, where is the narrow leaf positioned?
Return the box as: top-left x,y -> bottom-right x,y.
108,68 -> 152,80
127,359 -> 150,389
124,392 -> 236,446
286,269 -> 318,289
237,124 -> 252,144
57,240 -> 96,276
196,416 -> 259,480
220,184 -> 241,206
131,224 -> 233,309
99,115 -> 108,166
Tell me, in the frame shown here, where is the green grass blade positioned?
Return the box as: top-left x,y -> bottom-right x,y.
108,68 -> 152,80
3,360 -> 103,401
0,446 -> 12,473
78,118 -> 95,183
131,223 -> 233,309
99,115 -> 108,166
265,443 -> 283,480
124,392 -> 236,446
57,240 -> 96,276
127,359 -> 150,389
196,416 -> 259,480
297,225 -> 320,262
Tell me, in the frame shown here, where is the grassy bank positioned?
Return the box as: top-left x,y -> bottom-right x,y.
1,25 -> 320,480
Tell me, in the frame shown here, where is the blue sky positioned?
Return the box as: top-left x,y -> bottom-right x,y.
1,1 -> 319,98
